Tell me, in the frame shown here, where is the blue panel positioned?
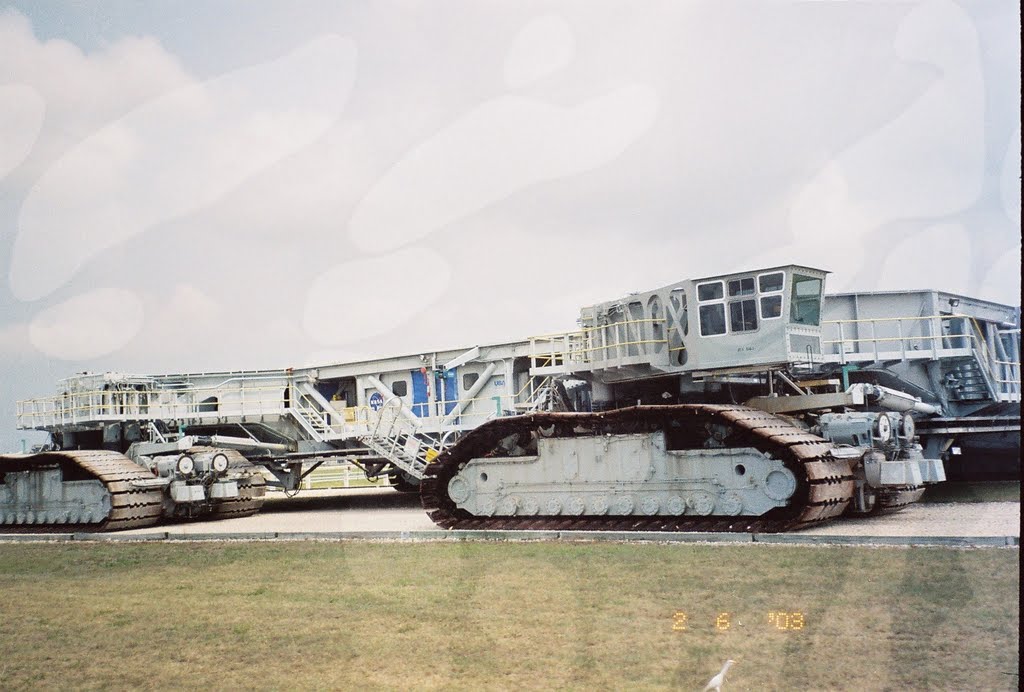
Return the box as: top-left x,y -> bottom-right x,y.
410,368 -> 459,418
411,370 -> 429,417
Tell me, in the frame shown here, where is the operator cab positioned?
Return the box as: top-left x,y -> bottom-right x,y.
568,264 -> 828,379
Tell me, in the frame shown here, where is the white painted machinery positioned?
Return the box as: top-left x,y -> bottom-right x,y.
3,264 -> 1018,531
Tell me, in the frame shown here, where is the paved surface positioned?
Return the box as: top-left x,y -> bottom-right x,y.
130,487 -> 437,535
111,487 -> 1019,538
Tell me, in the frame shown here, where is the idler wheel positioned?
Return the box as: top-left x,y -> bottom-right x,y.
448,477 -> 471,504
764,469 -> 798,501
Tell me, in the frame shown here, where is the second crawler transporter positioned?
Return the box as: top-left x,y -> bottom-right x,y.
4,264 -> 1019,532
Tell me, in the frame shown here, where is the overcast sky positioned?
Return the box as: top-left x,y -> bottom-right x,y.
0,1 -> 1020,450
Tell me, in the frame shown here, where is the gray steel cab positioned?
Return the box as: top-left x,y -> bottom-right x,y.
531,264 -> 829,381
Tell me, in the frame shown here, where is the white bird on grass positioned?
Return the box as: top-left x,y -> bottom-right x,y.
702,659 -> 736,692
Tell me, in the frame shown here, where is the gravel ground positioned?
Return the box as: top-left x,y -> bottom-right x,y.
120,487 -> 1020,537
799,501 -> 1019,537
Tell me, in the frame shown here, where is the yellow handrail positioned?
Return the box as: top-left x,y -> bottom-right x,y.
825,312 -> 1020,395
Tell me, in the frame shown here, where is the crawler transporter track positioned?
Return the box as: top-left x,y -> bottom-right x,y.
871,486 -> 926,515
205,449 -> 268,520
0,450 -> 164,530
421,405 -> 856,532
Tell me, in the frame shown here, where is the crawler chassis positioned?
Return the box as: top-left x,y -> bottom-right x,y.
7,262 -> 1011,532
423,405 -> 933,531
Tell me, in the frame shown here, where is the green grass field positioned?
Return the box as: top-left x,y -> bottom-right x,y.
0,542 -> 1017,691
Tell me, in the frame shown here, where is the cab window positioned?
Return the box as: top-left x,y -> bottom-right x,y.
760,295 -> 782,319
729,299 -> 758,332
758,272 -> 784,293
699,304 -> 726,336
790,275 -> 822,326
728,277 -> 755,297
697,281 -> 723,301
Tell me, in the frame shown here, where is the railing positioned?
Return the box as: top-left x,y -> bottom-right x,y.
822,313 -> 1021,400
299,463 -> 389,490
16,382 -> 291,430
994,328 -> 1022,395
529,318 -> 671,371
360,397 -> 436,477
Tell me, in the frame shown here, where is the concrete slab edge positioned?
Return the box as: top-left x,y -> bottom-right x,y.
1,531 -> 1018,547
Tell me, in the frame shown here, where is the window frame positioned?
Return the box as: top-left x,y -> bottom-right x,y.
727,277 -> 756,297
699,303 -> 728,337
728,298 -> 759,333
790,274 -> 823,326
757,271 -> 786,320
756,271 -> 785,294
696,280 -> 724,302
696,281 -> 727,337
759,294 -> 783,320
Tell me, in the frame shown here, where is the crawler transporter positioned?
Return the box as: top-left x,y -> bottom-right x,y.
3,264 -> 1019,532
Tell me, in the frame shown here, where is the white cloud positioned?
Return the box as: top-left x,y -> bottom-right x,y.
1000,126 -> 1021,227
0,83 -> 45,180
348,86 -> 659,254
0,322 -> 29,357
784,0 -> 987,290
504,15 -> 575,89
979,245 -> 1021,304
9,32 -> 357,302
0,10 -> 192,160
878,222 -> 972,293
133,284 -> 223,358
303,247 -> 453,345
0,2 -> 1017,389
28,288 -> 145,360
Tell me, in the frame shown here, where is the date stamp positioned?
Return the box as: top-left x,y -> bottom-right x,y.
672,611 -> 805,631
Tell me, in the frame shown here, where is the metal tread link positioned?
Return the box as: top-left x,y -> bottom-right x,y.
872,485 -> 926,515
421,404 -> 856,533
184,447 -> 268,521
210,474 -> 268,519
0,449 -> 164,531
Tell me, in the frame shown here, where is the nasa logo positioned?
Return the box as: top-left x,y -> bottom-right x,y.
368,391 -> 385,411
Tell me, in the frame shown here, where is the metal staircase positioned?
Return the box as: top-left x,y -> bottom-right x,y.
357,398 -> 435,479
512,376 -> 570,414
285,383 -> 436,480
943,357 -> 993,402
289,383 -> 346,440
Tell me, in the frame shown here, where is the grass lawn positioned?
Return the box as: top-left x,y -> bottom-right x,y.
0,542 -> 1017,691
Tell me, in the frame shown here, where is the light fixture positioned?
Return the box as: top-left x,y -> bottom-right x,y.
900,413 -> 915,440
874,415 -> 892,443
176,454 -> 195,475
212,454 -> 229,473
